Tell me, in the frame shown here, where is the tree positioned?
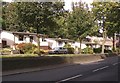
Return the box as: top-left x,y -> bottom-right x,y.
2,2 -> 20,31
92,2 -> 120,52
53,10 -> 69,38
2,1 -> 65,55
2,2 -> 65,34
106,2 -> 120,51
66,2 -> 95,54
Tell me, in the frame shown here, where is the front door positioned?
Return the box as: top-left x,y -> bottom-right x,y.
2,40 -> 7,48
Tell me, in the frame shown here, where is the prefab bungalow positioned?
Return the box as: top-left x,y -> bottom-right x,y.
0,30 -> 51,50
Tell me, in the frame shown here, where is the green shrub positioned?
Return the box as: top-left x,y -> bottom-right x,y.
0,48 -> 12,54
64,43 -> 72,48
93,47 -> 102,53
116,48 -> 120,53
82,47 -> 94,54
33,48 -> 48,54
64,43 -> 74,54
104,49 -> 112,53
67,48 -> 75,54
17,43 -> 36,54
93,47 -> 113,53
3,45 -> 10,48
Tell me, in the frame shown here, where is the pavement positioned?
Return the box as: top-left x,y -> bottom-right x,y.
2,59 -> 103,76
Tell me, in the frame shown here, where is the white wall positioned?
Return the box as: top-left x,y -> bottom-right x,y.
1,31 -> 14,48
71,42 -> 87,49
45,38 -> 57,49
1,31 -> 49,47
1,31 -> 88,50
45,38 -> 65,49
45,38 -> 87,49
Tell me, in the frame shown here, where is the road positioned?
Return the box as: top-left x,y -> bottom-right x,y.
2,56 -> 120,83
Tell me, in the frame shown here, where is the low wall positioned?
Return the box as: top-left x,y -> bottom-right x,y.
2,53 -> 118,71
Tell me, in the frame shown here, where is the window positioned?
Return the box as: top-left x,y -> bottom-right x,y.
42,38 -> 46,42
30,36 -> 33,43
65,42 -> 67,44
59,47 -> 62,49
58,41 -> 62,46
19,35 -> 24,41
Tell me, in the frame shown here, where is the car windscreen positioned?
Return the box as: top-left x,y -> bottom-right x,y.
53,47 -> 59,50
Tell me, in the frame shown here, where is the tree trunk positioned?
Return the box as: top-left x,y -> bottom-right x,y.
101,33 -> 105,54
37,35 -> 41,56
112,33 -> 116,52
101,28 -> 106,54
79,38 -> 82,54
101,16 -> 106,54
113,33 -> 115,52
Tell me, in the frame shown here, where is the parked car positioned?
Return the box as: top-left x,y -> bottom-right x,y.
48,47 -> 68,54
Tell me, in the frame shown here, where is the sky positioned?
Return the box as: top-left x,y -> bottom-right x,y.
3,0 -> 93,11
64,0 -> 93,11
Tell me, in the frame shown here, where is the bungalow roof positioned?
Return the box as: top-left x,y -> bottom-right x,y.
48,38 -> 74,42
12,32 -> 47,37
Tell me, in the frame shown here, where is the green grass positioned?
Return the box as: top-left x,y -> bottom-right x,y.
0,54 -> 78,58
0,54 -> 39,58
0,54 -> 96,58
48,54 -> 82,57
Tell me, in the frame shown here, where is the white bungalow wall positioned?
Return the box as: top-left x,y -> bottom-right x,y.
1,31 -> 14,48
1,31 -> 87,50
1,31 -> 49,48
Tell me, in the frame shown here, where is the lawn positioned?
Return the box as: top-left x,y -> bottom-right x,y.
0,54 -> 39,58
0,53 -> 98,58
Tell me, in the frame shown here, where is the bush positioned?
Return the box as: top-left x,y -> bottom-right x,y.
93,47 -> 102,53
33,48 -> 48,54
17,43 -> 36,54
82,47 -> 94,54
67,48 -> 75,54
3,45 -> 10,48
104,49 -> 112,53
64,43 -> 72,48
64,43 -> 74,54
0,48 -> 12,54
116,48 -> 120,53
93,47 -> 113,53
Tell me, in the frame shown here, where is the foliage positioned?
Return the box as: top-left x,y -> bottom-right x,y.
82,47 -> 94,54
92,2 -> 120,53
116,47 -> 120,53
53,10 -> 70,38
67,48 -> 75,54
66,2 -> 95,40
93,47 -> 112,53
104,49 -> 112,53
2,2 -> 20,31
2,2 -> 66,37
64,43 -> 74,54
66,2 -> 96,53
92,2 -> 120,37
17,43 -> 36,54
33,48 -> 48,54
93,47 -> 102,53
64,43 -> 72,48
0,48 -> 11,54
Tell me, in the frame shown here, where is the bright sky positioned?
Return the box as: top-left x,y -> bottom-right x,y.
64,0 -> 93,11
3,0 -> 93,11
